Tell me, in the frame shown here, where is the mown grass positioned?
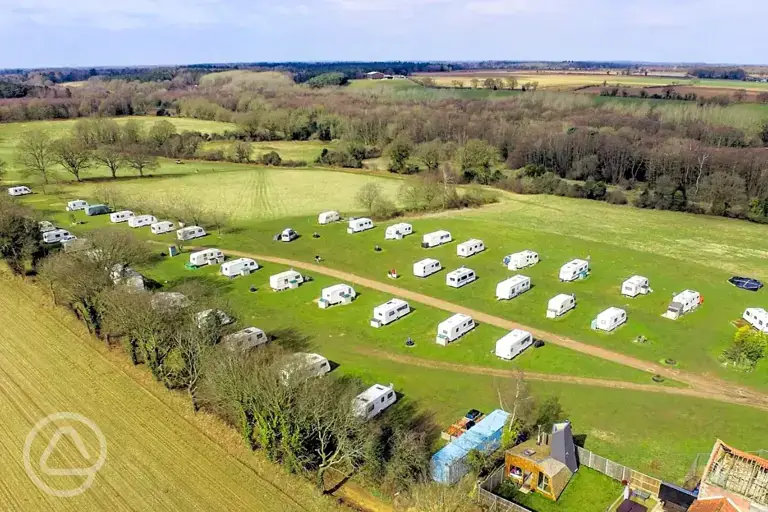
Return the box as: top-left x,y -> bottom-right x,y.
503,468 -> 623,512
200,140 -> 338,163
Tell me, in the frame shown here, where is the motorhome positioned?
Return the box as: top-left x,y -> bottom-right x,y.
318,284 -> 356,309
109,210 -> 135,223
222,327 -> 269,351
281,353 -> 331,382
66,200 -> 88,211
270,270 -> 304,291
496,275 -> 531,300
354,384 -> 396,420
385,223 -> 413,240
495,330 -> 534,360
196,309 -> 233,328
220,258 -> 258,277
278,228 -> 299,242
347,217 -> 374,234
42,229 -> 73,244
743,308 -> 768,333
663,290 -> 702,320
559,259 -> 590,282
413,258 -> 442,278
318,211 -> 340,225
150,221 -> 175,234
457,239 -> 485,258
128,215 -> 158,228
189,248 -> 225,267
593,307 -> 627,332
421,230 -> 452,248
38,221 -> 56,233
177,226 -> 206,241
85,204 -> 110,216
446,267 -> 476,288
436,314 -> 476,346
7,186 -> 31,197
621,276 -> 650,298
546,294 -> 576,318
370,299 -> 411,328
503,250 -> 539,271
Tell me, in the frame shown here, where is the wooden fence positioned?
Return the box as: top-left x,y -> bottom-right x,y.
477,467 -> 534,512
576,446 -> 662,496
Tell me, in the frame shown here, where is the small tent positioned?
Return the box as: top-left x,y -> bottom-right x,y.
728,276 -> 764,292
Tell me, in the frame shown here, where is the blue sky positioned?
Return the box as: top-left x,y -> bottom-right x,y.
0,0 -> 766,68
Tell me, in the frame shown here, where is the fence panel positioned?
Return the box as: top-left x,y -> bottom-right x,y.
576,447 -> 661,496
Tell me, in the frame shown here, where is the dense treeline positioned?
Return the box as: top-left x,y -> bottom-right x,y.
691,67 -> 747,80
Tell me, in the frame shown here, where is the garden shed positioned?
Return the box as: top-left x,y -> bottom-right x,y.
504,439 -> 574,501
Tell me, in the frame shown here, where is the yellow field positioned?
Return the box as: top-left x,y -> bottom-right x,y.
0,274 -> 339,511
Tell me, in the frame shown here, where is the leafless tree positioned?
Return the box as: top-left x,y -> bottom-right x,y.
52,137 -> 92,182
15,128 -> 55,185
93,145 -> 126,179
124,148 -> 160,177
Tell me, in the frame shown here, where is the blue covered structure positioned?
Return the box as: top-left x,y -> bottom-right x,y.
728,276 -> 764,292
431,409 -> 509,484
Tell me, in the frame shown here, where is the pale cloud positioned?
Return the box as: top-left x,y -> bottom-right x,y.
464,0 -> 570,15
275,3 -> 311,15
326,0 -> 448,12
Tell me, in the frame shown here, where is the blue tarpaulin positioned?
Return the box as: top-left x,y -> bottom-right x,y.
729,276 -> 764,292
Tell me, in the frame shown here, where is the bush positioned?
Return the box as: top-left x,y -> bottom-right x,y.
259,151 -> 282,166
721,326 -> 767,370
606,189 -> 628,205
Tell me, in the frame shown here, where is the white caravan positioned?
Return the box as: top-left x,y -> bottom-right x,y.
457,239 -> 485,258
282,353 -> 331,382
370,299 -> 411,328
559,259 -> 590,282
413,258 -> 442,278
385,223 -> 413,240
318,284 -> 356,308
663,290 -> 701,320
504,250 -> 539,271
270,270 -> 304,291
354,384 -> 396,420
279,228 -> 299,242
347,217 -> 374,234
7,186 -> 31,197
318,210 -> 340,225
221,258 -> 259,278
496,275 -> 532,300
421,230 -> 452,249
66,199 -> 88,211
196,309 -> 233,328
38,221 -> 56,233
177,226 -> 206,241
42,229 -> 73,244
151,221 -> 175,235
109,210 -> 135,223
446,267 -> 476,288
621,276 -> 650,298
594,307 -> 627,332
111,264 -> 145,290
495,329 -> 534,360
189,248 -> 225,267
743,308 -> 768,333
128,215 -> 158,228
436,314 -> 476,346
546,294 -> 576,319
222,327 -> 269,351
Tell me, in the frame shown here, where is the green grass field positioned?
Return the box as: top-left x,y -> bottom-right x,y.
200,140 -> 338,163
501,468 -> 623,512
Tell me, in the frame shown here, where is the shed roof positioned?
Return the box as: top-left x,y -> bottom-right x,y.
688,498 -> 739,512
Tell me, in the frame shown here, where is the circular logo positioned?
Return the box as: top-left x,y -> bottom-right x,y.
23,412 -> 107,498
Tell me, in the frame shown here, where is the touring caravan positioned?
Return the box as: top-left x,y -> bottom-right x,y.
457,239 -> 485,258
222,327 -> 269,351
354,384 -> 396,420
42,229 -> 73,244
282,353 -> 331,382
370,299 -> 411,328
196,309 -> 233,328
318,284 -> 356,309
110,210 -> 135,223
593,307 -> 627,332
743,308 -> 768,333
318,211 -> 340,225
279,228 -> 299,242
189,248 -> 225,267
546,294 -> 576,319
38,221 -> 56,233
347,217 -> 374,234
421,230 -> 452,249
177,226 -> 206,241
111,264 -> 145,290
221,257 -> 259,278
503,250 -> 539,271
8,186 -> 32,197
496,275 -> 531,300
621,276 -> 650,298
495,330 -> 534,360
128,215 -> 157,228
85,204 -> 110,216
150,221 -> 175,234
66,200 -> 88,211
663,290 -> 702,320
413,258 -> 442,278
559,259 -> 590,282
270,270 -> 304,291
385,223 -> 413,240
436,314 -> 476,346
446,267 -> 476,288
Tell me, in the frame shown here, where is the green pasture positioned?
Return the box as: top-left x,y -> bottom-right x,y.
200,140 -> 338,163
503,468 -> 623,512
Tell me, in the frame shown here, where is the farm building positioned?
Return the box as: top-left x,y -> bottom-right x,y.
66,199 -> 88,211
42,229 -> 73,244
278,228 -> 299,242
446,267 -> 476,288
109,210 -> 134,223
347,217 -> 374,234
504,250 -> 539,271
422,230 -> 452,248
431,409 -> 509,485
593,307 -> 627,332
270,270 -> 303,291
436,313 -> 475,345
38,221 -> 55,233
743,308 -> 768,333
559,259 -> 589,282
495,329 -> 534,360
85,204 -> 110,216
354,384 -> 396,420
457,239 -> 485,258
546,294 -> 576,318
622,275 -> 650,297
221,257 -> 258,278
189,248 -> 224,267
177,226 -> 206,241
370,298 -> 411,328
318,210 -> 340,225
318,284 -> 356,308
7,186 -> 31,196
413,258 -> 441,278
496,275 -> 531,300
366,71 -> 385,80
150,221 -> 175,234
196,309 -> 233,328
697,439 -> 768,510
281,353 -> 331,382
222,327 -> 268,352
663,290 -> 702,320
385,222 -> 413,240
110,264 -> 145,290
128,215 -> 157,228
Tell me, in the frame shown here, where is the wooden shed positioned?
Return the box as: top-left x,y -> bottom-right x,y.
504,439 -> 574,501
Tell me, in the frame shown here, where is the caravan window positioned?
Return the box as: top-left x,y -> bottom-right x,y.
367,404 -> 374,413
387,391 -> 394,399
320,361 -> 329,369
380,397 -> 385,403
389,311 -> 395,317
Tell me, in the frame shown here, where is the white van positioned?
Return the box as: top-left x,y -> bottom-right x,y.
177,226 -> 206,241
189,248 -> 225,267
496,275 -> 531,300
495,330 -> 534,360
503,250 -> 539,271
318,211 -> 340,225
128,215 -> 158,228
42,229 -> 73,244
279,228 -> 299,242
594,307 -> 627,332
66,200 -> 88,211
318,284 -> 356,308
222,327 -> 269,351
370,299 -> 411,328
421,230 -> 452,249
348,217 -> 374,234
559,259 -> 590,282
7,186 -> 31,197
385,223 -> 413,240
110,210 -> 135,223
546,294 -> 576,319
270,270 -> 304,291
446,267 -> 476,288
151,221 -> 175,235
413,258 -> 441,278
221,258 -> 258,278
457,239 -> 485,258
436,314 -> 476,345
354,384 -> 396,420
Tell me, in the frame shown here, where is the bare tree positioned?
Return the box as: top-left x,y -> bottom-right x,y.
15,129 -> 55,185
355,182 -> 383,213
231,141 -> 252,163
124,148 -> 160,177
93,145 -> 126,179
52,137 -> 92,182
404,479 -> 475,512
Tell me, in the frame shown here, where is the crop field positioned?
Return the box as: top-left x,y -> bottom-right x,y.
0,275 -> 337,511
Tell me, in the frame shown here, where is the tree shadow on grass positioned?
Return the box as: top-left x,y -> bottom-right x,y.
270,327 -> 312,352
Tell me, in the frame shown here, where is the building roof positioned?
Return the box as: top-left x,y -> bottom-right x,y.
624,275 -> 648,284
702,439 -> 768,507
598,307 -> 626,319
355,383 -> 393,404
688,497 -> 740,512
439,313 -> 472,328
498,275 -> 530,287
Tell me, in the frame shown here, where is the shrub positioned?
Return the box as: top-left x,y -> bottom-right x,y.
606,189 -> 628,205
259,151 -> 282,166
720,326 -> 767,370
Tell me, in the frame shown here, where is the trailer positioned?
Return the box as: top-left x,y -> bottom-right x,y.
85,204 -> 110,216
7,186 -> 31,197
278,228 -> 299,242
281,353 -> 331,382
128,215 -> 158,228
221,257 -> 258,278
421,230 -> 452,248
354,383 -> 396,420
38,221 -> 56,233
196,309 -> 233,328
150,221 -> 175,234
110,264 -> 145,290
621,275 -> 650,297
222,327 -> 269,351
413,258 -> 442,278
318,210 -> 340,225
189,248 -> 224,267
370,298 -> 411,328
177,226 -> 206,241
446,267 -> 476,288
503,250 -> 539,271
270,270 -> 304,291
546,294 -> 576,318
42,229 -> 73,244
559,259 -> 590,282
318,284 -> 356,308
495,329 -> 534,360
347,217 -> 374,234
593,307 -> 627,332
457,239 -> 485,258
663,290 -> 702,320
743,308 -> 768,333
496,275 -> 531,300
385,223 -> 413,240
436,314 -> 476,346
66,199 -> 88,211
